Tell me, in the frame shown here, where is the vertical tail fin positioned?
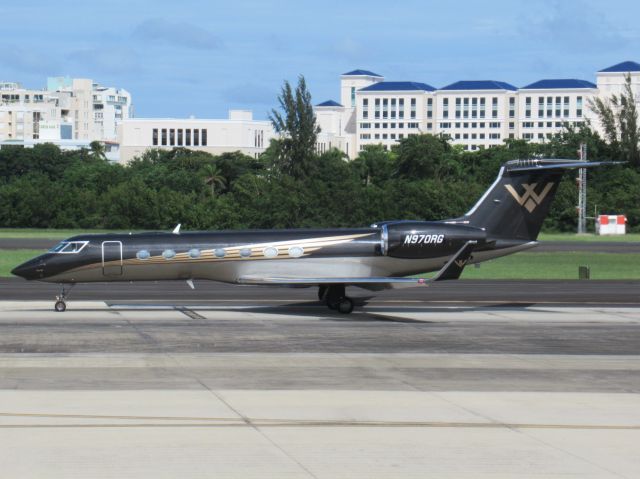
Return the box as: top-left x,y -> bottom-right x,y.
460,159 -> 608,241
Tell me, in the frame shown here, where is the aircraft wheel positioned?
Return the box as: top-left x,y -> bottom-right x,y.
337,297 -> 354,314
54,300 -> 66,312
326,301 -> 338,311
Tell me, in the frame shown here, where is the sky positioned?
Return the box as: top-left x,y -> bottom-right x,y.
2,0 -> 639,120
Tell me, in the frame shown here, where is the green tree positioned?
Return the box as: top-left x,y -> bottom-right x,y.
588,74 -> 640,167
203,163 -> 226,197
351,145 -> 394,186
89,141 -> 107,161
268,75 -> 321,179
393,134 -> 451,180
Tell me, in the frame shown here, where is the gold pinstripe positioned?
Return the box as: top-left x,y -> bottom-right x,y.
71,233 -> 374,273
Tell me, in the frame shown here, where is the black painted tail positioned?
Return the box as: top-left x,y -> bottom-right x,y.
459,159 -> 607,241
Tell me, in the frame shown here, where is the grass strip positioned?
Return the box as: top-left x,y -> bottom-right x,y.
460,252 -> 640,280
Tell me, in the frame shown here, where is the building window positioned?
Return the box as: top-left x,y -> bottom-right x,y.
202,129 -> 207,146
442,97 -> 449,119
362,98 -> 368,119
169,129 -> 175,146
398,98 -> 404,119
360,123 -> 371,129
194,129 -> 200,146
508,97 -> 515,118
186,129 -> 191,146
547,96 -> 553,117
492,97 -> 498,118
375,98 -> 380,119
410,98 -> 416,119
455,98 -> 461,119
576,96 -> 583,117
382,98 -> 388,119
538,97 -> 544,117
350,87 -> 356,107
177,129 -> 183,146
161,129 -> 167,146
152,129 -> 158,146
525,96 -> 531,118
427,98 -> 433,118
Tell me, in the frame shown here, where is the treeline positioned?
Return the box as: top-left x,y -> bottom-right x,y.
0,128 -> 638,232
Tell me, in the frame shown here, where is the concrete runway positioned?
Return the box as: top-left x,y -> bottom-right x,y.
2,277 -> 640,304
1,281 -> 640,477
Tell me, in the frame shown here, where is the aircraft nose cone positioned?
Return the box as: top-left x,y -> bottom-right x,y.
12,258 -> 46,280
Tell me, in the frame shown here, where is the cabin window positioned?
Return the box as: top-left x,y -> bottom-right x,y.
288,246 -> 304,258
162,249 -> 176,259
263,247 -> 278,258
48,241 -> 89,254
136,250 -> 151,260
239,248 -> 252,258
214,248 -> 226,258
188,248 -> 201,259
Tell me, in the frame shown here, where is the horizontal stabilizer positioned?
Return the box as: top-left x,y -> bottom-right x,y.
505,159 -> 623,172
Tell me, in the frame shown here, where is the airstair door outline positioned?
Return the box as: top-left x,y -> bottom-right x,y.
102,241 -> 123,276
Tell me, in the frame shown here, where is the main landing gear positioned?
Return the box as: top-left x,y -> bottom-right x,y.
54,284 -> 74,312
318,285 -> 354,314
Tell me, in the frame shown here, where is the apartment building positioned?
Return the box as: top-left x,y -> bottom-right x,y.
315,61 -> 639,157
118,110 -> 275,163
0,77 -> 132,151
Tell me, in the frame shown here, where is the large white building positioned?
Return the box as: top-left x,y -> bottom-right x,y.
315,61 -> 640,158
0,77 -> 132,160
118,110 -> 275,163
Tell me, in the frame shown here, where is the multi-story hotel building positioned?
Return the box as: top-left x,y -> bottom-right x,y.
315,61 -> 640,158
0,77 -> 132,160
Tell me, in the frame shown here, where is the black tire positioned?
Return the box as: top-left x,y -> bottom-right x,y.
337,297 -> 354,314
327,301 -> 338,310
54,301 -> 66,312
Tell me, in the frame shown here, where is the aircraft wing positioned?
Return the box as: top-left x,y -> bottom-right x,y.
237,240 -> 477,290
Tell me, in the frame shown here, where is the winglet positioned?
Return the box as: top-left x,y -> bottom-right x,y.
432,240 -> 477,281
172,223 -> 181,234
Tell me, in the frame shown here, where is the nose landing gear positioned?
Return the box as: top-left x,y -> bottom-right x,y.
319,285 -> 354,314
54,284 -> 74,312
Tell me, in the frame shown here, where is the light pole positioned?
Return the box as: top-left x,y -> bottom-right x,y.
577,143 -> 587,234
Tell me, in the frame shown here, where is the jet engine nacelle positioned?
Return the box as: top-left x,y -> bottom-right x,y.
378,221 -> 486,259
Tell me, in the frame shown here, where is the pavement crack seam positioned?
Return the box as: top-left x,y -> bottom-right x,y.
160,351 -> 318,478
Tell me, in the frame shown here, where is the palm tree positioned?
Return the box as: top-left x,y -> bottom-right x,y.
203,163 -> 226,196
89,141 -> 107,161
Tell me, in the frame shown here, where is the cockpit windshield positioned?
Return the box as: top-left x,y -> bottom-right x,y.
48,241 -> 89,254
